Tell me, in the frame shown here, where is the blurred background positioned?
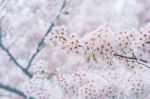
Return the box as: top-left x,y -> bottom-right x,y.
0,0 -> 150,98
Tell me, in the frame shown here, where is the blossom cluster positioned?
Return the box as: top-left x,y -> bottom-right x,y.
24,24 -> 150,99
45,24 -> 150,70
24,63 -> 150,99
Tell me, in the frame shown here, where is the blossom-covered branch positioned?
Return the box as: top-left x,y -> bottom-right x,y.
24,23 -> 150,99
45,24 -> 150,69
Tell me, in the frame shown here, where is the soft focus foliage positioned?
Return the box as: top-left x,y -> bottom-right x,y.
0,0 -> 150,99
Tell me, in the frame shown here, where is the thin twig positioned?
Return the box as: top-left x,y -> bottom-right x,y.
137,61 -> 150,68
114,53 -> 150,68
113,53 -> 137,60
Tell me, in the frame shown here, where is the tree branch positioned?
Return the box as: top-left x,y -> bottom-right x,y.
0,82 -> 27,99
114,53 -> 150,68
0,43 -> 32,78
0,0 -> 68,98
113,53 -> 137,60
0,24 -> 32,78
0,0 -> 68,78
26,0 -> 67,70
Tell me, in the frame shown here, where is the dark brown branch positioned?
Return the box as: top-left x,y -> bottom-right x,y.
137,61 -> 150,68
0,0 -> 68,77
0,82 -> 27,98
0,0 -> 68,98
114,53 -> 150,68
113,53 -> 137,60
139,59 -> 148,63
26,0 -> 67,70
0,25 -> 32,78
0,43 -> 32,78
